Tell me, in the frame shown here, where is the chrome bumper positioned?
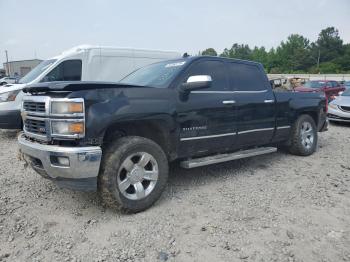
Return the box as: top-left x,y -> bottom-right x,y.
18,133 -> 102,180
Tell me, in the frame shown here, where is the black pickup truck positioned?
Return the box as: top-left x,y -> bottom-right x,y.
18,56 -> 328,212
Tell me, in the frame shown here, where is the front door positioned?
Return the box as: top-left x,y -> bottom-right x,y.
176,59 -> 237,158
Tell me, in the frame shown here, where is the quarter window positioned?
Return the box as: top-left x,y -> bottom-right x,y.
228,62 -> 266,91
41,60 -> 82,82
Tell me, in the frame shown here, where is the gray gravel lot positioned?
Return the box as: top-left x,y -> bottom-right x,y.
0,124 -> 350,262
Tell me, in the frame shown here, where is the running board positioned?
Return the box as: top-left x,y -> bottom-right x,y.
180,147 -> 277,169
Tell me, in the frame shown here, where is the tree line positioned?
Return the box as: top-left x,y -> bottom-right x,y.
201,27 -> 350,74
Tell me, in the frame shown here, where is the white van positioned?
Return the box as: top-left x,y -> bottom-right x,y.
0,45 -> 180,129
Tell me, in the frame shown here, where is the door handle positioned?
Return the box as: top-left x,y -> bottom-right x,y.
264,99 -> 274,103
222,100 -> 236,105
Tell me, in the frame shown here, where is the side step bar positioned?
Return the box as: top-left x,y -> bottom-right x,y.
180,147 -> 277,169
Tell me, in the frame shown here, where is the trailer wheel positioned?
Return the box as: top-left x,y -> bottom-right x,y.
288,114 -> 318,156
99,136 -> 168,213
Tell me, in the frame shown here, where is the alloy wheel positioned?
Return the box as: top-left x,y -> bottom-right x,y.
117,152 -> 159,200
300,121 -> 314,149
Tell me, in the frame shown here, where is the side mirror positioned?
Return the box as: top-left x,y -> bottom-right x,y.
338,91 -> 344,96
181,75 -> 212,92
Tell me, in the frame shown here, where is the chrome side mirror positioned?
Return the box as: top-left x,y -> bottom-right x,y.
181,75 -> 212,92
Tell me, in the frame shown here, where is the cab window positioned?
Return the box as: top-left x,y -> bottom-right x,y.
183,60 -> 229,91
228,62 -> 266,91
41,60 -> 82,82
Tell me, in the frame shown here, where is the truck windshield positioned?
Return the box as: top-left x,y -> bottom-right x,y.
18,59 -> 57,84
120,59 -> 187,88
304,81 -> 326,88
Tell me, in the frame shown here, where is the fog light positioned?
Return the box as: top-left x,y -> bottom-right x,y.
51,156 -> 70,167
57,157 -> 70,166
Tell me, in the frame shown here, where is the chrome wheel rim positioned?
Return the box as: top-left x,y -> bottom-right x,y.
300,121 -> 314,149
117,152 -> 159,200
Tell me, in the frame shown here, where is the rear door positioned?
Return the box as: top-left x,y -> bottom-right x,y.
227,61 -> 275,148
176,59 -> 237,157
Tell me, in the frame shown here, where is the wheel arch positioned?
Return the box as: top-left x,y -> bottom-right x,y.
102,119 -> 177,160
297,110 -> 319,127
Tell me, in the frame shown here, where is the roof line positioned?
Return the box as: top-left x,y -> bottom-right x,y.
3,59 -> 43,64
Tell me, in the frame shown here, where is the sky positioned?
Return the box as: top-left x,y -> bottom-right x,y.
0,0 -> 349,66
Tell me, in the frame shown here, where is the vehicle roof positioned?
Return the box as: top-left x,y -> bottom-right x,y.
168,55 -> 262,66
51,45 -> 180,60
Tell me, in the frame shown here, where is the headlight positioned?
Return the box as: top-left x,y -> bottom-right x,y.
0,90 -> 20,102
328,103 -> 338,110
51,100 -> 84,115
51,120 -> 85,137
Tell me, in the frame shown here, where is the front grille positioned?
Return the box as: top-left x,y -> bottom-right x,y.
339,106 -> 350,112
23,101 -> 46,113
24,118 -> 47,135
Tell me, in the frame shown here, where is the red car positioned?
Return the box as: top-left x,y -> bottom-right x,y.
294,80 -> 345,101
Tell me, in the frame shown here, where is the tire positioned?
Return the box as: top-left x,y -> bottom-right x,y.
287,114 -> 318,156
99,136 -> 169,213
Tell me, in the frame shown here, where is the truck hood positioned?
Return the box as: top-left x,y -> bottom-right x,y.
0,83 -> 26,93
23,81 -> 148,94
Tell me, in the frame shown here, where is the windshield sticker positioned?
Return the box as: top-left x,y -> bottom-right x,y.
165,61 -> 186,68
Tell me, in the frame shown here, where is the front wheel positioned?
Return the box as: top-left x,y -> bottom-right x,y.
287,114 -> 318,156
99,136 -> 169,213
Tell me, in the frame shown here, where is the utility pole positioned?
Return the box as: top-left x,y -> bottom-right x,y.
5,50 -> 10,76
317,49 -> 320,74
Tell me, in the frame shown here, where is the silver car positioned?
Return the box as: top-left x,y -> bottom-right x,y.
328,88 -> 350,122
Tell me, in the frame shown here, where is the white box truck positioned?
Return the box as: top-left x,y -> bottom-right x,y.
0,45 -> 180,129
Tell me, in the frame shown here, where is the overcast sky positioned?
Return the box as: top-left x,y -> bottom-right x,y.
0,0 -> 349,65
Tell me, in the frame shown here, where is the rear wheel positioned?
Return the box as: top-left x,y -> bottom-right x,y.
287,114 -> 317,156
99,136 -> 169,213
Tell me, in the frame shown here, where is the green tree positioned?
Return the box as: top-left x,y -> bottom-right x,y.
333,44 -> 350,72
251,46 -> 268,66
313,27 -> 344,63
202,26 -> 348,73
275,34 -> 313,72
201,48 -> 217,56
220,44 -> 252,60
309,62 -> 342,74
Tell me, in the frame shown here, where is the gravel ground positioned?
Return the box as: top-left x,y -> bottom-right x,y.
0,123 -> 349,262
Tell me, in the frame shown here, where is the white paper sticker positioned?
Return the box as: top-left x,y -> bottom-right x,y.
165,61 -> 186,68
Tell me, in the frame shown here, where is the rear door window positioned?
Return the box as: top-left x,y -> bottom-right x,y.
228,62 -> 266,91
42,60 -> 82,82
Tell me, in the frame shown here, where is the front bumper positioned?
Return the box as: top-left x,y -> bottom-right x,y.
18,133 -> 102,191
0,109 -> 22,129
328,106 -> 350,122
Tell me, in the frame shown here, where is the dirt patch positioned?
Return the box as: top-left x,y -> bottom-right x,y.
0,124 -> 349,261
